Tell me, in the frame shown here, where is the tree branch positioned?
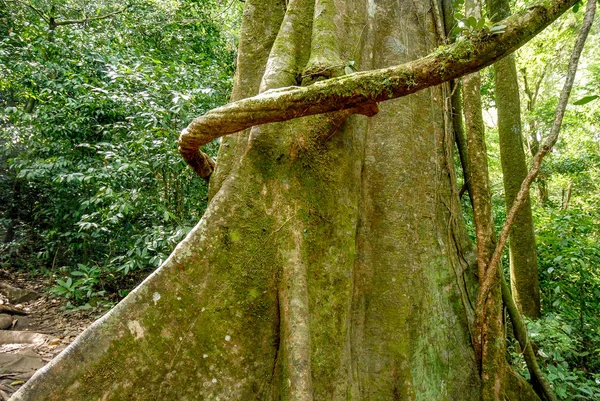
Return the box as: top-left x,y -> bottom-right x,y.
52,6 -> 127,28
521,67 -> 533,107
501,276 -> 556,401
6,0 -> 50,23
532,62 -> 548,107
179,0 -> 579,177
7,0 -> 126,29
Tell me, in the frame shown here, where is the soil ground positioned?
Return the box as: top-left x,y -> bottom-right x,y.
0,271 -> 100,400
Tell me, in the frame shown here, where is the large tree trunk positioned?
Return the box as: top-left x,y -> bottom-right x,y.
11,0 -> 556,399
488,0 -> 541,319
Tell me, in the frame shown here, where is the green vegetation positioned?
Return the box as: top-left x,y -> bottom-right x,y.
1,0 -> 599,399
0,0 -> 241,305
462,3 -> 600,398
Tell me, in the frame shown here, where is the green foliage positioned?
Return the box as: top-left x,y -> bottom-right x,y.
458,3 -> 600,396
0,0 -> 240,305
450,13 -> 506,38
509,315 -> 600,400
573,95 -> 599,105
448,0 -> 506,40
535,205 -> 600,354
50,263 -> 107,309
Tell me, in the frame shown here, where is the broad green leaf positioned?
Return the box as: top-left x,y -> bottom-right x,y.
573,95 -> 599,105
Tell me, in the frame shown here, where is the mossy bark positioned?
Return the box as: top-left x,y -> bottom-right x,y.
11,0 -> 566,400
178,0 -> 579,180
488,0 -> 541,319
461,1 -> 506,396
209,0 -> 287,199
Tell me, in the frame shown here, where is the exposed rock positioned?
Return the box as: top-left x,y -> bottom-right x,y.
0,314 -> 12,330
0,331 -> 54,346
0,305 -> 27,316
0,283 -> 39,304
12,316 -> 33,331
0,349 -> 44,374
0,272 -> 97,396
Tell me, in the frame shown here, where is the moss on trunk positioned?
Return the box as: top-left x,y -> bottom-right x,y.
10,0 -> 573,400
488,0 -> 541,318
462,45 -> 507,401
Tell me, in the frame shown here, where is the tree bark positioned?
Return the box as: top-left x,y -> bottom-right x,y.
9,0 -> 580,400
460,2 -> 508,399
488,0 -> 541,319
178,0 -> 580,180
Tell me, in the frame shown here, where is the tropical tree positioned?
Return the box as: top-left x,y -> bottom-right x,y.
489,0 -> 540,319
9,0 -> 592,400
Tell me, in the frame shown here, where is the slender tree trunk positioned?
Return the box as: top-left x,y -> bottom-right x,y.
522,67 -> 550,203
460,2 -> 508,399
451,81 -> 472,199
3,181 -> 19,244
562,182 -> 572,210
464,72 -> 507,400
488,0 -> 541,319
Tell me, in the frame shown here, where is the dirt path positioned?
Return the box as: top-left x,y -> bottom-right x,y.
0,271 -> 100,400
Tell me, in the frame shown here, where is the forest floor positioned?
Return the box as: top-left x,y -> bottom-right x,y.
0,271 -> 98,400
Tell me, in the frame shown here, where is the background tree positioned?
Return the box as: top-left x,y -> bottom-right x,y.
488,0 -> 541,319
